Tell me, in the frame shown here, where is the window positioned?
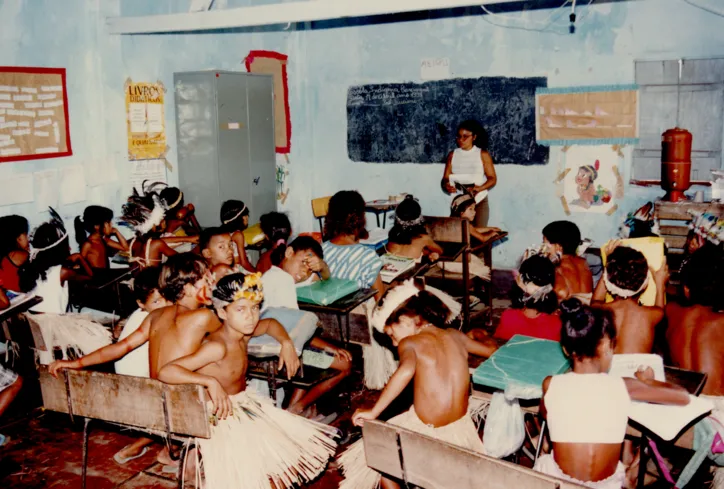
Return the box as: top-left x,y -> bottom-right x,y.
633,58 -> 724,183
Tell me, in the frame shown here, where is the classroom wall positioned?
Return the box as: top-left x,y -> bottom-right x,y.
2,0 -> 723,267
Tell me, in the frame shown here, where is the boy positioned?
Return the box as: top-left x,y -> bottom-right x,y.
592,242 -> 667,354
542,221 -> 593,303
158,273 -> 336,489
339,280 -> 497,489
199,227 -> 235,281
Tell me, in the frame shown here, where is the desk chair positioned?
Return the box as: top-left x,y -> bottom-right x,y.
311,196 -> 332,235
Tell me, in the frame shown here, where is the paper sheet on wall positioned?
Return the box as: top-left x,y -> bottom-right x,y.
125,80 -> 166,160
562,145 -> 620,214
34,169 -> 59,211
130,159 -> 167,193
59,165 -> 87,205
0,173 -> 34,207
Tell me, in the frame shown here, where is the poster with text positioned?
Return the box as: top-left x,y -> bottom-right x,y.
125,79 -> 166,160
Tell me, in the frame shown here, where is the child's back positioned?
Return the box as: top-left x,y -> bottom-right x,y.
603,299 -> 662,354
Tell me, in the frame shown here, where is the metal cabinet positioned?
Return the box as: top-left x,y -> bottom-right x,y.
174,71 -> 276,226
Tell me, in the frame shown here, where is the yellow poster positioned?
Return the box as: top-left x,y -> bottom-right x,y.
125,79 -> 167,160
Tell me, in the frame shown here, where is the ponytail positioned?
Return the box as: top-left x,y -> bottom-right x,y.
270,241 -> 288,267
74,216 -> 87,247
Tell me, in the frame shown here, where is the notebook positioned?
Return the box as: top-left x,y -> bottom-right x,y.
360,228 -> 389,250
380,254 -> 416,283
296,278 -> 360,306
243,223 -> 266,245
472,335 -> 570,395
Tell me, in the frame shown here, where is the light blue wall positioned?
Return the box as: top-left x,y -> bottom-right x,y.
2,0 -> 724,266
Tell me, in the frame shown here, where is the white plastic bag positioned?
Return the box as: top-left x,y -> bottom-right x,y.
482,392 -> 525,459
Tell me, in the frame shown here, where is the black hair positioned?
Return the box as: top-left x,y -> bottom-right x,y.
271,235 -> 323,267
158,253 -> 208,302
450,194 -> 475,218
0,215 -> 29,257
199,227 -> 229,252
542,221 -> 582,256
324,190 -> 368,241
121,192 -> 165,237
605,246 -> 648,296
160,186 -> 184,215
560,298 -> 616,360
383,288 -> 452,330
19,208 -> 69,293
260,212 -> 291,246
74,205 -> 113,246
510,255 -> 558,314
220,200 -> 249,232
133,266 -> 162,303
388,195 -> 427,246
457,119 -> 489,151
681,245 -> 724,311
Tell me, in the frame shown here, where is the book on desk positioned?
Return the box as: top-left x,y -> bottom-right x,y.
296,278 -> 360,306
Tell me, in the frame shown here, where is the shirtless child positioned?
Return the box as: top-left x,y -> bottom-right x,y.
158,273 -> 336,489
338,279 -> 497,489
592,242 -> 667,354
542,221 -> 593,303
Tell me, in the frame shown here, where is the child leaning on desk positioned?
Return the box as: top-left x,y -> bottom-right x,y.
385,195 -> 442,261
74,205 -> 129,269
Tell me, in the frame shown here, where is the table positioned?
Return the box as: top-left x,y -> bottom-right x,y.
0,295 -> 42,324
298,288 -> 377,346
365,201 -> 398,229
69,267 -> 137,316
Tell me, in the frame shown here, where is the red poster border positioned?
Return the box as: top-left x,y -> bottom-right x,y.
245,51 -> 291,154
0,66 -> 72,164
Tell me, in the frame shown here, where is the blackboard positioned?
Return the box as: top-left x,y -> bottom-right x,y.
346,76 -> 549,165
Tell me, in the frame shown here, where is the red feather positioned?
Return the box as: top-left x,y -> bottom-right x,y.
595,159 -> 600,171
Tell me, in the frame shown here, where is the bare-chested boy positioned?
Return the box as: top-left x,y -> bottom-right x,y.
338,280 -> 497,489
666,246 -> 724,396
542,221 -> 593,303
158,273 -> 336,489
592,241 -> 667,354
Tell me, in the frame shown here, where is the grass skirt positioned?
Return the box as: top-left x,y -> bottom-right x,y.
29,313 -> 112,365
197,389 -> 337,489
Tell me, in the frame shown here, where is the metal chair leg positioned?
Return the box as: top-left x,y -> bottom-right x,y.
534,420 -> 546,464
637,437 -> 648,489
81,417 -> 91,489
178,439 -> 197,489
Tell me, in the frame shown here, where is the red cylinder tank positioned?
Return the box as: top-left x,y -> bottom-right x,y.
661,128 -> 693,202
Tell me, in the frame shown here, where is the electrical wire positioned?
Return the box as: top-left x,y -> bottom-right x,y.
479,0 -> 595,34
480,0 -> 572,27
681,0 -> 724,17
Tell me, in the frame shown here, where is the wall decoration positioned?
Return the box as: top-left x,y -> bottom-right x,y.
536,85 -> 638,146
125,79 -> 168,161
245,50 -> 291,154
0,67 -> 72,163
561,145 -> 624,215
347,76 -> 549,165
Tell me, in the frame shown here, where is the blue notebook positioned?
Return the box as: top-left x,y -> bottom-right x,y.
472,335 -> 570,393
296,278 -> 360,306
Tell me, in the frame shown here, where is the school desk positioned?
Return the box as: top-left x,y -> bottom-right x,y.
298,287 -> 377,346
69,267 -> 137,316
365,200 -> 398,229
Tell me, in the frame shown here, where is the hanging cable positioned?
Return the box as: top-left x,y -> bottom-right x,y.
681,0 -> 724,17
479,0 -> 595,34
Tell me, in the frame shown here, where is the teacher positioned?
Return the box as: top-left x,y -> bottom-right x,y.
441,120 -> 497,227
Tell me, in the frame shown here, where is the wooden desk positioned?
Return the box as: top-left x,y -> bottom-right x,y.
654,200 -> 724,254
69,267 -> 137,316
0,295 -> 42,324
298,288 -> 377,346
365,201 -> 398,229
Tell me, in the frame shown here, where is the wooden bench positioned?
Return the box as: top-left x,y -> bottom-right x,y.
38,366 -> 210,489
362,420 -> 587,489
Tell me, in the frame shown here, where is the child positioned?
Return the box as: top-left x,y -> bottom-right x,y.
535,298 -> 689,489
386,195 -> 442,261
261,236 -> 349,416
20,208 -> 93,313
198,227 -> 235,280
0,361 -> 22,447
338,280 -> 497,489
442,119 -> 497,227
450,194 -> 502,243
592,242 -> 667,354
122,191 -> 197,268
74,205 -> 129,269
159,185 -> 201,236
666,245 -> 724,396
158,273 -> 337,489
256,211 -> 292,274
542,220 -> 593,303
0,215 -> 30,293
322,190 -> 384,297
469,254 -> 560,343
220,199 -> 255,273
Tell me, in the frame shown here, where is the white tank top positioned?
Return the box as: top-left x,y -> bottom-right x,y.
450,147 -> 485,185
545,373 -> 631,444
30,265 -> 69,314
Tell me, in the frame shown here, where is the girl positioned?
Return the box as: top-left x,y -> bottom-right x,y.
442,120 -> 498,227
122,192 -> 197,268
322,190 -> 384,298
536,298 -> 689,488
158,185 -> 201,236
469,254 -> 560,343
542,220 -> 593,303
20,208 -> 93,313
450,194 -> 502,243
256,211 -> 292,274
220,200 -> 255,273
385,195 -> 442,262
74,205 -> 129,269
0,215 -> 30,292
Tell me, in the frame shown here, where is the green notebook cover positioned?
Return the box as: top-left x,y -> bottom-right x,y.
296,278 -> 360,306
472,335 -> 570,393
